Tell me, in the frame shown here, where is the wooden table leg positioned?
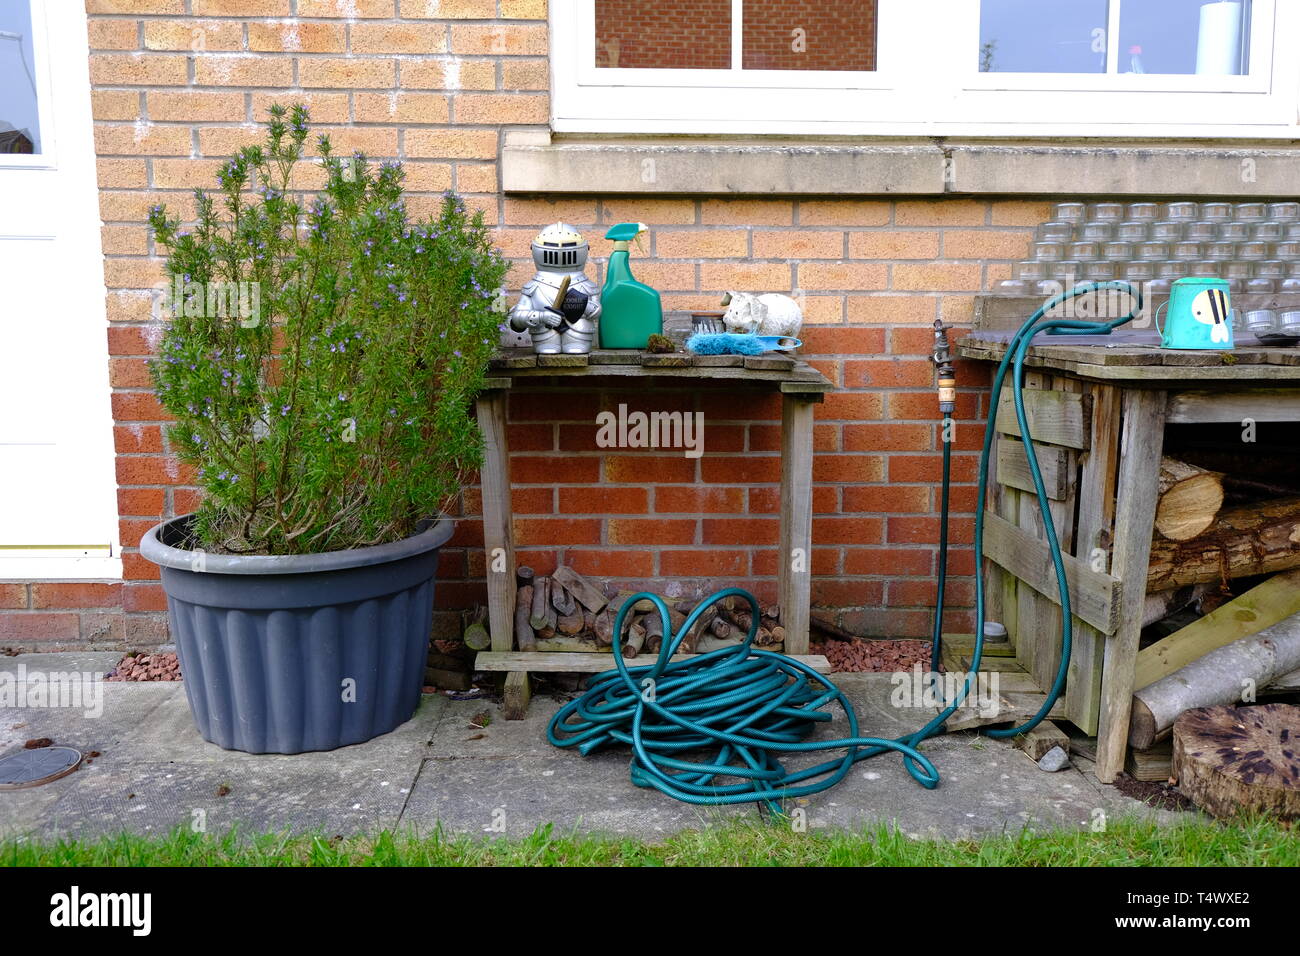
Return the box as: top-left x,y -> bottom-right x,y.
475,389 -> 515,652
1095,388 -> 1166,783
779,393 -> 816,656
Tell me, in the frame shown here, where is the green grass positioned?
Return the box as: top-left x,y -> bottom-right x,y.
3,816 -> 1294,867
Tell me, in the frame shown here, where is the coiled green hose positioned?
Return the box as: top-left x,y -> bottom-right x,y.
548,282 -> 1145,809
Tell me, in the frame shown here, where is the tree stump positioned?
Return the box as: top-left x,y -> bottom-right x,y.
1172,703 -> 1300,821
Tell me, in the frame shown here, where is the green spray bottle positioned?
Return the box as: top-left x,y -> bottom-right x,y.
599,222 -> 662,349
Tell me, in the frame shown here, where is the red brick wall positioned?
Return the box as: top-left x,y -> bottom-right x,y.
743,0 -> 877,71
594,0 -> 731,69
0,0 -> 1044,649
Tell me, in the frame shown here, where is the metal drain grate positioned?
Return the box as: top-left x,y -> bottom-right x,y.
0,746 -> 83,790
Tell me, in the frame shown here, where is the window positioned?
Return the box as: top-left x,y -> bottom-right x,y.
552,0 -> 1298,136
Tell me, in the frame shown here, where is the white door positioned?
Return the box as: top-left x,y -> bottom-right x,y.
0,0 -> 120,578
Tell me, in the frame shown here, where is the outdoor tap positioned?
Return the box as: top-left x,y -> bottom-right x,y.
932,318 -> 956,417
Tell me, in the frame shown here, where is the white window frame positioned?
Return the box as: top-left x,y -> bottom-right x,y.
552,0 -> 1300,138
0,0 -> 55,169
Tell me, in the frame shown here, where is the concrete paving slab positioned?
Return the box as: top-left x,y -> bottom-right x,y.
29,759 -> 414,840
401,753 -> 752,839
0,651 -> 124,678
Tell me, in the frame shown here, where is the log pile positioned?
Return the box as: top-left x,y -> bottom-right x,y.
503,567 -> 784,657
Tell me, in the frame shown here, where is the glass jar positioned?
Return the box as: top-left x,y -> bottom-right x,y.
1225,277 -> 1246,294
1052,202 -> 1088,223
1267,201 -> 1300,222
995,278 -> 1032,295
1225,261 -> 1253,279
1238,240 -> 1270,260
1172,241 -> 1203,260
1204,241 -> 1236,260
1165,201 -> 1199,220
1102,241 -> 1134,261
1032,241 -> 1065,261
1279,311 -> 1300,336
1123,261 -> 1156,282
1115,221 -> 1148,241
1127,202 -> 1161,221
1089,202 -> 1125,221
1051,260 -> 1084,281
1253,221 -> 1285,242
1244,309 -> 1277,335
1274,241 -> 1300,260
1016,261 -> 1048,280
1138,241 -> 1169,260
1285,222 -> 1300,241
1148,277 -> 1174,295
1200,202 -> 1234,221
1036,221 -> 1075,242
1150,220 -> 1184,241
1281,277 -> 1300,294
1188,261 -> 1222,277
1084,261 -> 1118,281
1255,260 -> 1287,278
1158,261 -> 1189,279
1184,221 -> 1217,242
1217,221 -> 1251,241
1235,201 -> 1267,221
1245,277 -> 1276,294
1079,221 -> 1114,241
1067,240 -> 1101,261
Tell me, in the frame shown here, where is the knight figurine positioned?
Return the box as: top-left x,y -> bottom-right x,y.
508,222 -> 602,354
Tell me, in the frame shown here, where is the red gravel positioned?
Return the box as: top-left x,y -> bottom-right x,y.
105,652 -> 182,682
812,638 -> 932,673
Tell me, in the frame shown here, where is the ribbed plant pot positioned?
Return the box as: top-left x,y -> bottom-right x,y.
139,516 -> 454,754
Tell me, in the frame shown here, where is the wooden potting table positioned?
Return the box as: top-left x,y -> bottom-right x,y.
472,347 -> 833,711
960,293 -> 1300,782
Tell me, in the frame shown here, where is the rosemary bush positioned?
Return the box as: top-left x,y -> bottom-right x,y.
149,106 -> 508,555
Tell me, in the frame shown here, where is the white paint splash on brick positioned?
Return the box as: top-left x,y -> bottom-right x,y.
425,0 -> 441,16
279,21 -> 302,52
133,119 -> 153,145
444,57 -> 461,91
335,0 -> 360,18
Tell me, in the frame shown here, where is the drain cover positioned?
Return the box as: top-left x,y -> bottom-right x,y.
0,746 -> 83,790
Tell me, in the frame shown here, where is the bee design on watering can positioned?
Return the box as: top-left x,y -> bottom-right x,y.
1158,277 -> 1233,350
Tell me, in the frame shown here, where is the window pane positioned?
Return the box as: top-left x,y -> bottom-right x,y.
595,0 -> 731,70
979,0 -> 1110,73
742,0 -> 877,71
0,2 -> 40,153
1119,0 -> 1251,74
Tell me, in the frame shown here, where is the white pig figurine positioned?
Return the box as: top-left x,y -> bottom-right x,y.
721,291 -> 804,337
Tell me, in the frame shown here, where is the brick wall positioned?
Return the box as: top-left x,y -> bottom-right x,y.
1,0 -> 1045,649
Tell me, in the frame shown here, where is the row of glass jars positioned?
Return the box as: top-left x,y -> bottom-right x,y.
1032,240 -> 1300,262
1001,261 -> 1300,296
1036,220 -> 1300,243
1053,201 -> 1300,223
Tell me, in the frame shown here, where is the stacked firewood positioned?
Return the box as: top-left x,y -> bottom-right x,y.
462,565 -> 785,657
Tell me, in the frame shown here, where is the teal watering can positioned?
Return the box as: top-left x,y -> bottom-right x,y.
1156,277 -> 1233,349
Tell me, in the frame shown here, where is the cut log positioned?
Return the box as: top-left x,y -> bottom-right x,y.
1154,457 -> 1224,542
592,608 -> 614,646
709,617 -> 732,640
1147,495 -> 1300,590
1130,610 -> 1300,750
556,608 -> 584,635
513,585 -> 536,652
552,566 -> 608,613
463,606 -> 491,652
425,666 -> 472,691
1172,704 -> 1300,821
1125,741 -> 1173,783
515,565 -> 535,588
1136,569 -> 1300,690
1015,720 -> 1071,762
529,577 -> 556,633
1141,584 -> 1209,628
502,671 -> 531,720
551,581 -> 577,617
621,617 -> 646,658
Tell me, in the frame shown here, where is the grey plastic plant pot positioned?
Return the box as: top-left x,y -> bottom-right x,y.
139,515 -> 454,754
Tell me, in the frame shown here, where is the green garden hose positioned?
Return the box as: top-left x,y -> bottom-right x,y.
548,282 -> 1145,809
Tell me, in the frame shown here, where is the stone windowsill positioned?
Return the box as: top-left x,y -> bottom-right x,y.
502,132 -> 1300,198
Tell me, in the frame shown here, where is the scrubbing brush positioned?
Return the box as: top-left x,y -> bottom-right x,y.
686,333 -> 801,355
